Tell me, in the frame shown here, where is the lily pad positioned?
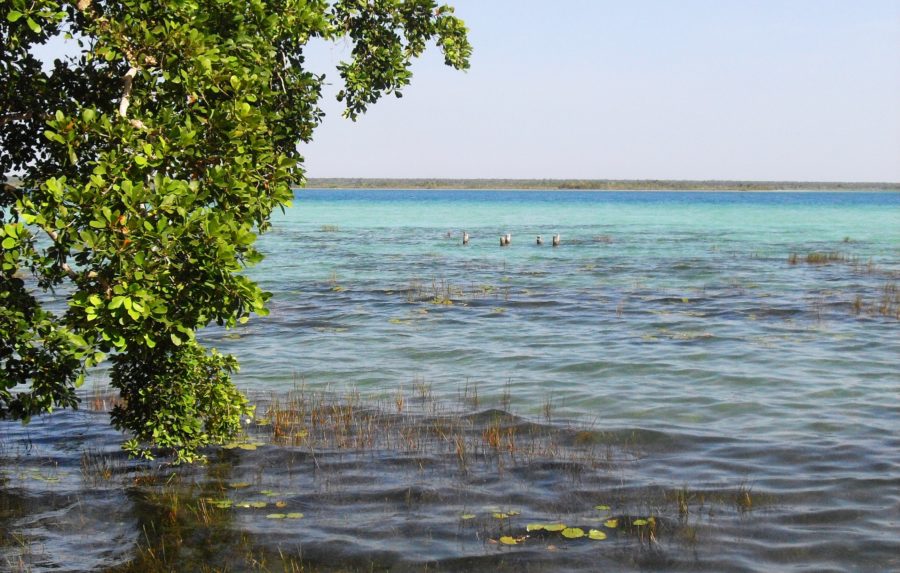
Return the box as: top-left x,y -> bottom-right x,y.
460,514 -> 476,520
543,523 -> 566,532
229,482 -> 251,489
238,444 -> 257,451
260,490 -> 278,497
266,513 -> 286,519
588,529 -> 607,540
285,512 -> 304,519
499,536 -> 518,545
594,504 -> 610,511
632,518 -> 649,526
275,501 -> 287,508
492,512 -> 510,519
526,523 -> 545,532
604,519 -> 619,528
561,527 -> 585,539
249,501 -> 267,508
208,499 -> 232,509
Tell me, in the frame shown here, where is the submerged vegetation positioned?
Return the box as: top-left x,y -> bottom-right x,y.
1,383 -> 773,572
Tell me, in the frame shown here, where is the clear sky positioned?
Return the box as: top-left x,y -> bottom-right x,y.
302,0 -> 900,182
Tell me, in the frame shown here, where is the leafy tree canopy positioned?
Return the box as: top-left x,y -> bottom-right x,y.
1,0 -> 470,462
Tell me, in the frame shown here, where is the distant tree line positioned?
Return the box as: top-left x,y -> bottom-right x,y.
305,178 -> 900,191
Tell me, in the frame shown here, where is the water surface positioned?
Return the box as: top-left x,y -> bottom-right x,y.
2,190 -> 898,572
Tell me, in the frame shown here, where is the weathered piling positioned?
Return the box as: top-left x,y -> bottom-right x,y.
505,233 -> 512,245
552,234 -> 560,247
462,231 -> 469,245
536,235 -> 543,245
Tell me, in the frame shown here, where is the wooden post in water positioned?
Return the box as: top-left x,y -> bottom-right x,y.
536,235 -> 543,245
462,231 -> 469,245
500,235 -> 507,247
505,233 -> 512,246
552,234 -> 561,247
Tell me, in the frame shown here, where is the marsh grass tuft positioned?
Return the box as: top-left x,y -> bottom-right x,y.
789,251 -> 849,265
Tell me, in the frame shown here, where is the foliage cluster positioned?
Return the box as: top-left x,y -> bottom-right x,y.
1,0 -> 470,461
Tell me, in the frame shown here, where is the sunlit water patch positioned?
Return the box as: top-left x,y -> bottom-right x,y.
2,190 -> 899,572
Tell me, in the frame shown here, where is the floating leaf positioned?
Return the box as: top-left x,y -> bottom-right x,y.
275,501 -> 287,508
249,501 -> 267,508
260,490 -> 278,497
633,519 -> 648,526
209,499 -> 232,509
266,513 -> 286,519
492,512 -> 510,519
223,443 -> 241,450
526,523 -> 545,532
594,504 -> 610,511
604,519 -> 619,528
285,512 -> 304,519
238,444 -> 257,451
561,527 -> 585,539
460,514 -> 476,520
543,523 -> 566,532
499,536 -> 518,545
507,510 -> 521,516
229,482 -> 251,489
588,529 -> 607,540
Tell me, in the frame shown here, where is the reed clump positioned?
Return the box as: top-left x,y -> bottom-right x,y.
788,251 -> 849,265
847,280 -> 900,319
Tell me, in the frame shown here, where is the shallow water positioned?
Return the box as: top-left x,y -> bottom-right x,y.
2,190 -> 899,572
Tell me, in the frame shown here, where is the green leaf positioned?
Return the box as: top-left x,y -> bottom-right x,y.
26,17 -> 40,33
170,333 -> 182,346
1,237 -> 14,249
7,10 -> 24,22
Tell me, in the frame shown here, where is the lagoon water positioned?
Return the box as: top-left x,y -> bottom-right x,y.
2,190 -> 899,572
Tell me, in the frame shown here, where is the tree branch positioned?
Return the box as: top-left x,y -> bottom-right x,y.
119,67 -> 138,118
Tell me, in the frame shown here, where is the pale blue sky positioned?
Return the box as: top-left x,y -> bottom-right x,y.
303,0 -> 900,182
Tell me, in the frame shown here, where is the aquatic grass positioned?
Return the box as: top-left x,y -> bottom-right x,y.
80,449 -> 121,485
86,383 -> 126,413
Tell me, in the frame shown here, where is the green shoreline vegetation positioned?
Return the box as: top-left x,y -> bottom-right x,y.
305,178 -> 900,191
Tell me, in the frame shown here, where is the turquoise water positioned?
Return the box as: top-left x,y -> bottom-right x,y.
225,190 -> 899,425
2,190 -> 898,571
